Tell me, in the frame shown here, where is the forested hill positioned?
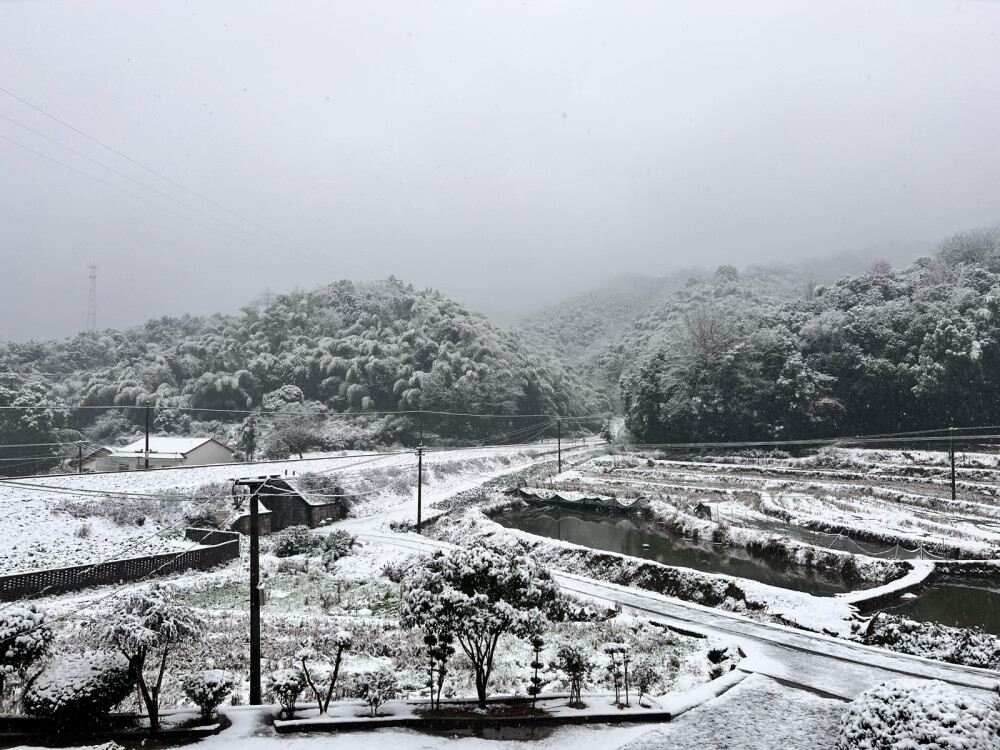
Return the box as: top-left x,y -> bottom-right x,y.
516,248 -> 920,407
516,273 -> 690,384
618,226 -> 1000,444
0,278 -> 610,463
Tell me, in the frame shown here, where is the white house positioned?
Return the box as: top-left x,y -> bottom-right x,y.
82,436 -> 234,472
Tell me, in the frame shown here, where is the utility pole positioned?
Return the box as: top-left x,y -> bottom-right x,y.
77,442 -> 83,474
419,410 -> 424,445
557,418 -> 562,474
233,479 -> 264,705
144,401 -> 151,470
949,426 -> 956,502
416,446 -> 423,533
86,264 -> 97,331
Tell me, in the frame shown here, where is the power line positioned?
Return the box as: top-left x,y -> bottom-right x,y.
0,133 -> 345,277
0,111 -> 356,275
0,449 -> 416,495
0,86 -> 377,278
630,432 -> 1000,450
0,403 -> 607,420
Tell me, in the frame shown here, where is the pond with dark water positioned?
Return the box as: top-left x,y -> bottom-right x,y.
879,575 -> 1000,635
494,506 -> 876,597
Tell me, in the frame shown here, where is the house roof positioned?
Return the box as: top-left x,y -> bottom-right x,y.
117,436 -> 233,455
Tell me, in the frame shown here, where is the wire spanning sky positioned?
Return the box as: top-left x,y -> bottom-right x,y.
1,1 -> 998,342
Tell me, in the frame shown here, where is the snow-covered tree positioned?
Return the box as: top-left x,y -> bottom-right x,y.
603,642 -> 629,706
556,643 -> 592,707
0,369 -> 65,476
0,604 -> 51,700
235,414 -> 259,461
423,631 -> 455,710
96,585 -> 207,731
527,635 -> 546,710
631,659 -> 658,705
295,631 -> 351,714
400,541 -> 564,708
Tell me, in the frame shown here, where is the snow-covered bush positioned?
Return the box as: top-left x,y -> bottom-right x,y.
96,584 -> 207,730
0,604 -> 51,698
527,635 -> 547,709
603,642 -> 629,705
267,668 -> 306,718
631,659 -> 658,704
295,631 -> 352,714
422,631 -> 455,710
400,540 -> 564,708
22,651 -> 132,725
837,678 -> 1000,749
556,643 -> 593,707
321,530 -> 357,570
352,668 -> 397,717
854,613 -> 1000,670
271,525 -> 323,557
181,670 -> 235,722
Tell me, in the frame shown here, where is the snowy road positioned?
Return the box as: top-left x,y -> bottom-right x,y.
357,531 -> 999,701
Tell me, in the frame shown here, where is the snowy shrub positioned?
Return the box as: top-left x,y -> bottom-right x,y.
321,530 -> 357,570
267,668 -> 307,718
631,659 -> 658,703
556,643 -> 593,707
96,584 -> 207,731
837,678 -> 1000,750
352,668 -> 397,716
527,635 -> 546,709
382,556 -> 413,583
75,523 -> 92,538
603,642 -> 629,705
0,604 -> 51,697
854,613 -> 1000,670
22,651 -> 132,724
400,540 -> 564,708
422,631 -> 455,710
296,631 -> 352,714
271,525 -> 323,557
185,506 -> 221,529
181,670 -> 235,722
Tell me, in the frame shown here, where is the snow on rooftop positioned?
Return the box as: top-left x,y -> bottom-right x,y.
117,436 -> 230,454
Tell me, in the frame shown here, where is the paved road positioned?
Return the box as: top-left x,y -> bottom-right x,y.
359,531 -> 999,701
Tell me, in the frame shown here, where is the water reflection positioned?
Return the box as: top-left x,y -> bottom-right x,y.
880,576 -> 1000,635
495,507 -> 870,597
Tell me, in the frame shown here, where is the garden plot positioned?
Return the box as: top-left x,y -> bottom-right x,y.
3,530 -> 732,725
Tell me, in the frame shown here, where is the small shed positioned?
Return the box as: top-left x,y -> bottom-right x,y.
233,476 -> 348,533
228,499 -> 273,536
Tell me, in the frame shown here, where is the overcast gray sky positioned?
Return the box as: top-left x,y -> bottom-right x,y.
1,0 -> 998,342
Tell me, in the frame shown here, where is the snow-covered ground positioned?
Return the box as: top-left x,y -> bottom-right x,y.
618,674 -> 845,750
6,442 -> 1000,750
0,443 -> 593,574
